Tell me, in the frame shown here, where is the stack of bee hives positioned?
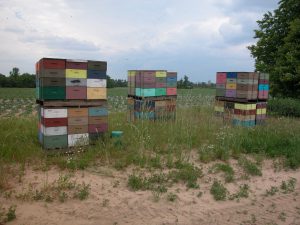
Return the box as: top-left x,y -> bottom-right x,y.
215,72 -> 269,127
36,58 -> 108,149
127,70 -> 177,121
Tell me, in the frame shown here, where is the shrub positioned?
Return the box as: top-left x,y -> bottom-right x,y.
268,98 -> 300,117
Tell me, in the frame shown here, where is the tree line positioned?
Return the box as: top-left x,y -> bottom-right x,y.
0,67 -> 127,88
0,68 -> 214,89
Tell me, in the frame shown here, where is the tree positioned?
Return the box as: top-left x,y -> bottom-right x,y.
177,75 -> 193,89
248,0 -> 300,98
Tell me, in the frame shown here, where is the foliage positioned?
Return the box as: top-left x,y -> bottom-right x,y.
268,97 -> 300,117
248,0 -> 300,98
177,75 -> 193,89
210,180 -> 228,201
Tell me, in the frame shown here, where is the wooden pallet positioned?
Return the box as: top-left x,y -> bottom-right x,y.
127,95 -> 177,101
215,96 -> 267,103
36,99 -> 107,107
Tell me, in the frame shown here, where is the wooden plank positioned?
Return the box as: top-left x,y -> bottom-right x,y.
36,99 -> 107,107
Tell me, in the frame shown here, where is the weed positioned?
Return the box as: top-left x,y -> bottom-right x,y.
239,157 -> 262,176
167,192 -> 177,202
278,212 -> 286,222
265,186 -> 279,197
59,192 -> 68,203
229,184 -> 250,200
6,205 -> 16,222
128,174 -> 145,191
197,191 -> 203,198
74,183 -> 90,200
169,163 -> 202,189
211,163 -> 234,183
280,178 -> 297,194
210,180 -> 228,201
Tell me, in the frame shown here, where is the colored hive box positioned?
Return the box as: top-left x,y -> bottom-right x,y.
128,70 -> 137,76
88,116 -> 108,125
237,72 -> 258,80
135,88 -> 155,97
87,70 -> 106,79
66,60 -> 87,70
66,87 -> 87,100
88,106 -> 108,116
43,108 -> 67,118
216,72 -> 227,84
155,71 -> 167,77
226,78 -> 237,84
225,90 -> 236,98
167,81 -> 177,87
216,84 -> 225,89
138,83 -> 156,88
226,83 -> 237,89
156,82 -> 167,88
88,61 -> 107,71
42,117 -> 68,127
66,78 -> 87,87
87,79 -> 106,87
68,133 -> 89,147
68,108 -> 88,117
68,117 -> 88,126
38,69 -> 65,78
156,88 -> 167,96
237,84 -> 254,91
42,125 -> 67,136
216,89 -> 225,97
236,91 -> 258,100
88,124 -> 108,133
39,58 -> 66,70
40,87 -> 66,100
166,77 -> 176,83
40,78 -> 65,86
87,88 -> 107,99
167,88 -> 177,96
226,72 -> 237,79
258,84 -> 269,91
66,69 -> 87,79
42,135 -> 68,149
167,72 -> 177,78
68,125 -> 88,134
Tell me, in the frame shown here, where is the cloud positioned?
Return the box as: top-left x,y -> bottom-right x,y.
0,0 -> 279,81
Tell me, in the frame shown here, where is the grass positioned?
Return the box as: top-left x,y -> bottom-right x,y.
210,180 -> 228,201
210,163 -> 235,183
238,157 -> 262,177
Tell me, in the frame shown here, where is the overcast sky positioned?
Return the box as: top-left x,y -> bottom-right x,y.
0,0 -> 278,82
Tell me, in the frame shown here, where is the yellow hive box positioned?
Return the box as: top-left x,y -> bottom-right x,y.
261,108 -> 267,114
226,83 -> 237,89
235,103 -> 256,110
87,88 -> 107,99
155,71 -> 167,77
128,71 -> 136,76
66,69 -> 87,78
256,109 -> 262,115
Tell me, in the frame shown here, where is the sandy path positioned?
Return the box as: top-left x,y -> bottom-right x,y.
1,161 -> 300,225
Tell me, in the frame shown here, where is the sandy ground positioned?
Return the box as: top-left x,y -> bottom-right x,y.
1,160 -> 300,225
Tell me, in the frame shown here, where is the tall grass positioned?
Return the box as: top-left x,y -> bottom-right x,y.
0,93 -> 300,172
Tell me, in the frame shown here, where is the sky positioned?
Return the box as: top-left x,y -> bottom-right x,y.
0,0 -> 279,82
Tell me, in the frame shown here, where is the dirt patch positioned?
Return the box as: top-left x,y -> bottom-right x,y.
1,161 -> 300,225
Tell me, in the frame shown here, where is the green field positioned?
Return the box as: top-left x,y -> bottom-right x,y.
0,87 -> 215,117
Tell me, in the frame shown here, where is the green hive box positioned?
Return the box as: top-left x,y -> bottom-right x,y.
40,87 -> 66,100
42,135 -> 68,149
155,88 -> 166,96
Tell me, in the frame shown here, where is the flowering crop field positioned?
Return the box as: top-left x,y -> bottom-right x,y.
0,87 -> 215,117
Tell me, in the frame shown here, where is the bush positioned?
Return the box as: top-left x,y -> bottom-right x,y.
268,98 -> 300,117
